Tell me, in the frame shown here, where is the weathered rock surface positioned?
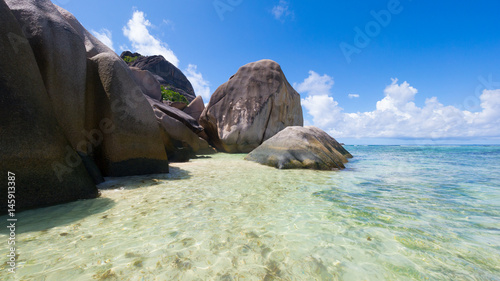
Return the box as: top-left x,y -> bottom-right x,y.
200,60 -> 303,153
87,53 -> 169,176
6,0 -> 169,177
148,97 -> 204,133
129,67 -> 162,101
245,126 -> 352,170
184,96 -> 205,121
147,97 -> 214,162
0,0 -> 98,213
6,0 -> 88,149
163,100 -> 187,111
56,6 -> 112,58
59,4 -> 169,176
121,51 -> 196,102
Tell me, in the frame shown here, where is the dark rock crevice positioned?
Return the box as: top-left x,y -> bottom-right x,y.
261,96 -> 275,145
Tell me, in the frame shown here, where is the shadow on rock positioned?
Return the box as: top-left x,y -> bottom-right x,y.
0,197 -> 115,234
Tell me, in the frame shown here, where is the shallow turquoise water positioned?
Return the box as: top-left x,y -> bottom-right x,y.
1,146 -> 499,280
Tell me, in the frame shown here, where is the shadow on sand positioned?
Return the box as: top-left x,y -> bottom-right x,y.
0,167 -> 192,234
0,197 -> 115,234
97,166 -> 192,190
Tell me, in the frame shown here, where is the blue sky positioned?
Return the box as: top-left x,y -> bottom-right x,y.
55,0 -> 500,144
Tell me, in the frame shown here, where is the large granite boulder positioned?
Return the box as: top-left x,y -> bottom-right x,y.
199,60 -> 303,153
86,53 -> 169,176
6,0 -> 88,149
58,4 -> 170,176
56,6 -> 113,58
129,67 -> 162,101
184,96 -> 205,121
121,51 -> 196,102
0,0 -> 98,213
245,126 -> 352,170
6,0 -> 169,177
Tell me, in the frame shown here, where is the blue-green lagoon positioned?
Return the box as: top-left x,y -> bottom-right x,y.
1,146 -> 499,280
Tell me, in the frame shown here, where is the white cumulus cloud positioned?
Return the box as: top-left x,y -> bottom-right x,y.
293,71 -> 334,96
123,10 -> 179,67
185,64 -> 211,102
272,0 -> 294,22
301,94 -> 343,128
297,72 -> 500,140
91,29 -> 114,51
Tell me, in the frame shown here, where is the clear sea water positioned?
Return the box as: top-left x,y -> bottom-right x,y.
1,146 -> 499,280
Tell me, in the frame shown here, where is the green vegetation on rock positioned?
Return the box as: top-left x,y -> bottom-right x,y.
161,86 -> 188,104
123,55 -> 139,64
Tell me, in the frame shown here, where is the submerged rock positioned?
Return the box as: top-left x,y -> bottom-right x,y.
245,126 -> 352,170
200,60 -> 303,153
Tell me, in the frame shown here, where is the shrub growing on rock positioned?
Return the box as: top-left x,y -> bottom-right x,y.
123,55 -> 139,64
161,86 -> 188,104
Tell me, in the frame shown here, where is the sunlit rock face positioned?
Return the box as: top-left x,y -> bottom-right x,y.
245,126 -> 352,170
200,59 -> 303,153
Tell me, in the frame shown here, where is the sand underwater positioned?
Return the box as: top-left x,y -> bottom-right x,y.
1,146 -> 499,280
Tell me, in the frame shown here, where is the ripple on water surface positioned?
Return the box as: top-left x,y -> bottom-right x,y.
1,147 -> 499,280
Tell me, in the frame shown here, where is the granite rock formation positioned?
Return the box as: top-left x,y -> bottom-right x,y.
0,0 -> 98,213
5,0 -> 169,177
200,60 -> 303,153
129,67 -> 162,101
245,126 -> 352,170
184,96 -> 205,121
147,97 -> 213,162
121,51 -> 196,102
